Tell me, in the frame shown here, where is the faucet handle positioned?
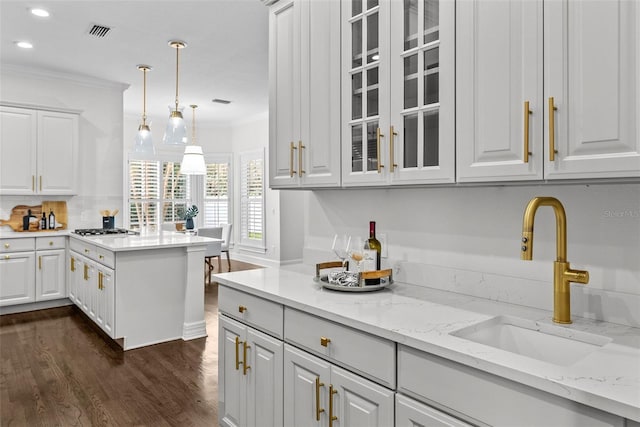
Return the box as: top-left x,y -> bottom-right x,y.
566,268 -> 589,284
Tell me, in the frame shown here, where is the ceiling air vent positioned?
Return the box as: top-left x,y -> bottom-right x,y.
212,98 -> 231,105
87,24 -> 111,38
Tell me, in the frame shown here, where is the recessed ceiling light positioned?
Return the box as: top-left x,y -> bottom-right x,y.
30,8 -> 50,17
16,41 -> 34,49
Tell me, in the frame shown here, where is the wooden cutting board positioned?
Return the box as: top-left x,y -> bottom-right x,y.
0,201 -> 67,232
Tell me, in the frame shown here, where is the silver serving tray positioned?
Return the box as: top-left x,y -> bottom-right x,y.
318,274 -> 391,292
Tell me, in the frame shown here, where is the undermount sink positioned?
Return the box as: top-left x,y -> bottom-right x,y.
451,315 -> 612,366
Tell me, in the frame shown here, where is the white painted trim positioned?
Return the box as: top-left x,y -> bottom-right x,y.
182,320 -> 208,340
1,63 -> 130,91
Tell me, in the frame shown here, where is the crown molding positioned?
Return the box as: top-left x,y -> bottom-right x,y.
1,63 -> 130,91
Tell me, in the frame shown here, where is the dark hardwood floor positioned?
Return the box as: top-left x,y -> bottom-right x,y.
0,259 -> 263,426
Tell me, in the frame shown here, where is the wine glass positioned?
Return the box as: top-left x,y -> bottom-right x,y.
348,236 -> 365,273
332,234 -> 351,270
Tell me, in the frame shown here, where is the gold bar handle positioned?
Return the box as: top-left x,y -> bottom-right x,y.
298,141 -> 305,177
315,377 -> 325,421
524,101 -> 532,163
40,176 -> 42,191
320,336 -> 331,347
38,256 -> 42,270
32,176 -> 35,192
83,264 -> 89,281
242,341 -> 251,375
235,336 -> 242,370
329,385 -> 338,427
376,127 -> 384,173
390,126 -> 398,172
70,257 -> 76,272
290,141 -> 297,177
98,271 -> 103,290
548,97 -> 558,161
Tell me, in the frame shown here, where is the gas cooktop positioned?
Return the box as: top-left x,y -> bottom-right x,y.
73,228 -> 139,236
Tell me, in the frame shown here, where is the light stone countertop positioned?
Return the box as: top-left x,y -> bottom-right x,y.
213,266 -> 640,422
69,231 -> 216,252
0,229 -> 70,238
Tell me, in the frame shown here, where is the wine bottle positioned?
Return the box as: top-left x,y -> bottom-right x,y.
41,213 -> 47,230
364,221 -> 382,285
48,210 -> 56,229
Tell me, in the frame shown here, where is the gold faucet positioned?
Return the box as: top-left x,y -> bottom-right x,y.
521,197 -> 589,324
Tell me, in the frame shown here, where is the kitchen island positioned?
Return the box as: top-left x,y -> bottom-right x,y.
213,266 -> 640,426
68,231 -> 216,350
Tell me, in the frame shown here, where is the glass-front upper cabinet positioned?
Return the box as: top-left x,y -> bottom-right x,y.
342,0 -> 454,186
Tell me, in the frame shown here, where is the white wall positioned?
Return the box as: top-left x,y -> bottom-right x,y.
303,183 -> 640,328
1,65 -> 127,229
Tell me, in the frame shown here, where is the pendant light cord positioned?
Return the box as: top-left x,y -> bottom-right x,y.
142,67 -> 147,126
191,105 -> 197,145
174,45 -> 180,113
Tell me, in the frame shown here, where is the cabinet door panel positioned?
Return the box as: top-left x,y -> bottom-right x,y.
95,266 -> 115,338
284,344 -> 330,427
36,249 -> 66,301
396,393 -> 472,427
219,315 -> 246,427
456,0 -> 543,182
0,252 -> 35,306
331,364 -> 394,427
545,0 -> 640,179
37,111 -> 78,194
245,328 -> 283,427
68,254 -> 78,303
0,107 -> 37,194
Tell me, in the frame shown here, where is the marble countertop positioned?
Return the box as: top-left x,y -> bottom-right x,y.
0,229 -> 70,238
69,231 -> 216,252
213,266 -> 640,421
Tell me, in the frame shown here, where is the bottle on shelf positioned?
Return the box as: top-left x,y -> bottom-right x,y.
41,212 -> 47,230
48,210 -> 56,229
364,221 -> 382,285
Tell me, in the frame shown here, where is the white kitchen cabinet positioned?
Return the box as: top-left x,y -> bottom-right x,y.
219,314 -> 284,427
0,249 -> 36,306
284,344 -> 394,427
341,0 -> 455,186
68,253 -> 79,304
95,264 -> 114,337
457,0 -> 640,182
0,105 -> 79,195
269,0 -> 341,189
397,345 -> 625,426
396,393 -> 471,427
35,236 -> 66,302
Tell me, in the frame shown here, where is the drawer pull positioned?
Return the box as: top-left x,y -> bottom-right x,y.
99,255 -> 104,260
235,336 -> 242,370
4,243 -> 9,249
4,255 -> 9,260
315,377 -> 325,421
329,385 -> 338,427
49,241 -> 54,246
238,305 -> 247,313
320,336 -> 331,347
84,249 -> 90,254
243,341 -> 251,375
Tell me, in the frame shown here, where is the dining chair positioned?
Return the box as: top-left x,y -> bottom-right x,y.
197,227 -> 223,283
220,223 -> 232,271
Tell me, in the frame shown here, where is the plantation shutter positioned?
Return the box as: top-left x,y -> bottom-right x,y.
204,160 -> 230,227
128,160 -> 159,229
239,150 -> 265,251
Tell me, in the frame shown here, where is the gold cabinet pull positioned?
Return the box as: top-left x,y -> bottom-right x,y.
320,336 -> 331,347
4,255 -> 9,260
40,176 -> 42,191
524,101 -> 532,163
38,256 -> 42,270
83,264 -> 89,281
315,377 -> 325,421
84,249 -> 90,254
329,385 -> 338,427
98,271 -> 103,290
290,141 -> 297,177
298,141 -> 305,177
238,305 -> 247,313
49,241 -> 53,246
235,336 -> 242,370
242,341 -> 251,375
548,97 -> 558,161
390,125 -> 398,172
376,127 -> 384,173
32,176 -> 35,192
70,257 -> 76,272
4,243 -> 9,249
99,255 -> 104,260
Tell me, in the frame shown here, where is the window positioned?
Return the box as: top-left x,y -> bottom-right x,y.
239,150 -> 265,251
203,154 -> 232,227
127,156 -> 191,230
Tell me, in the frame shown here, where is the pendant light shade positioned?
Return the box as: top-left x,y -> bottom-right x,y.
133,65 -> 155,154
180,105 -> 206,175
163,40 -> 188,145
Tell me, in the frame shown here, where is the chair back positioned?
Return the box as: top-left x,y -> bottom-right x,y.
198,227 -> 223,257
221,223 -> 232,251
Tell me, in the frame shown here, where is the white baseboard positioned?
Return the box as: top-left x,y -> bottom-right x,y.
0,298 -> 73,315
182,320 -> 207,341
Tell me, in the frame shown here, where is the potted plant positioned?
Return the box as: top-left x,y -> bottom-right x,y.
184,205 -> 199,230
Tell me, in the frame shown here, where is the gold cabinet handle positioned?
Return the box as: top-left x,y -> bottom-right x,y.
235,336 -> 242,370
320,336 -> 331,347
40,176 -> 42,191
315,377 -> 325,421
298,141 -> 305,177
32,176 -> 35,192
242,341 -> 251,375
4,243 -> 9,249
49,241 -> 53,246
4,255 -> 9,260
83,264 -> 89,281
548,97 -> 558,161
329,385 -> 338,427
390,125 -> 398,172
84,249 -> 90,254
99,255 -> 104,260
70,257 -> 76,272
98,271 -> 103,290
38,256 -> 42,270
290,141 -> 297,177
376,127 -> 384,173
524,101 -> 532,163
238,305 -> 247,313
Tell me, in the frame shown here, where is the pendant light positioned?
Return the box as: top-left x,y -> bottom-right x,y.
180,105 -> 206,175
163,40 -> 188,145
133,65 -> 155,154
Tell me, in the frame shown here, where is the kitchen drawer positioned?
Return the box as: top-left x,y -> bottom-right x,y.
218,285 -> 284,339
36,236 -> 66,250
397,345 -> 624,427
285,307 -> 396,388
95,247 -> 114,269
1,238 -> 35,253
69,238 -> 96,259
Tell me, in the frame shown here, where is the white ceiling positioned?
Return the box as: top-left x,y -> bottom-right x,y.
0,0 -> 269,125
